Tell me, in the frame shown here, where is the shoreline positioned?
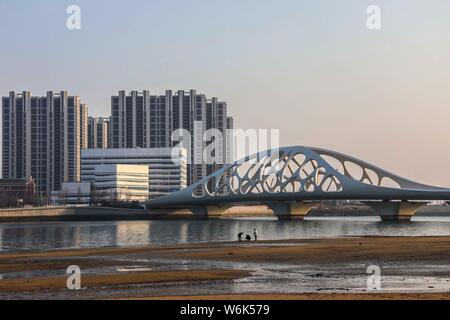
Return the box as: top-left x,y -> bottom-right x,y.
1,235 -> 449,256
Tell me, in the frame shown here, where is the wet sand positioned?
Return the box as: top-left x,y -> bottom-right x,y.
1,236 -> 450,299
2,236 -> 449,265
134,236 -> 450,265
0,270 -> 250,292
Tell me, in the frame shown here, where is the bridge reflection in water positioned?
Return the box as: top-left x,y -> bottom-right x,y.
148,146 -> 450,221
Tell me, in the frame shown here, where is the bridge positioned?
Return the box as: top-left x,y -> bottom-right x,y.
147,146 -> 450,221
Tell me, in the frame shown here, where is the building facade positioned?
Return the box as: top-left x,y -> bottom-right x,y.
2,91 -> 82,200
88,117 -> 109,149
51,182 -> 91,205
0,177 -> 37,207
80,104 -> 89,150
206,98 -> 228,176
226,116 -> 234,164
110,90 -> 230,186
81,148 -> 187,199
93,164 -> 149,202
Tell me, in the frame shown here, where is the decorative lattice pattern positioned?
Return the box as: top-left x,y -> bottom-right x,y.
193,150 -> 346,197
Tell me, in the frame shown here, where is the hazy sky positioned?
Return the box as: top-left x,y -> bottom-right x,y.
1,0 -> 450,185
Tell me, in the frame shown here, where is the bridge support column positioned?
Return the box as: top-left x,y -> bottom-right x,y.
266,202 -> 316,220
365,201 -> 426,222
189,205 -> 232,218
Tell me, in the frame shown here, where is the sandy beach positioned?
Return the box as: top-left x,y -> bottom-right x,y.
1,236 -> 450,299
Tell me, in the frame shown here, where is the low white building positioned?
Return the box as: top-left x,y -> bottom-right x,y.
51,182 -> 91,205
81,148 -> 187,199
93,164 -> 149,202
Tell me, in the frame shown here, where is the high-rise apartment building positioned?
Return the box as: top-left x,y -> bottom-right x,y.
226,116 -> 234,164
206,98 -> 228,176
80,104 -> 89,150
110,90 -> 169,149
2,91 -> 82,200
88,117 -> 109,149
110,90 -> 230,185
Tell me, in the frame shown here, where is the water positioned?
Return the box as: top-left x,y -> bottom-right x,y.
1,216 -> 450,252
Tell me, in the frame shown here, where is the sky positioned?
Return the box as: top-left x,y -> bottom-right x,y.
1,0 -> 450,185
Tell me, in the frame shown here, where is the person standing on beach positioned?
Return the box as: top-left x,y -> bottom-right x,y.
238,232 -> 243,242
253,229 -> 258,241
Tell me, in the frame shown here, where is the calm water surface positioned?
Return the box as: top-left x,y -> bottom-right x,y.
1,216 -> 450,252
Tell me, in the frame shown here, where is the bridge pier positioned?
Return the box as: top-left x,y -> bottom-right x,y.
189,205 -> 232,218
365,201 -> 427,222
266,202 -> 316,220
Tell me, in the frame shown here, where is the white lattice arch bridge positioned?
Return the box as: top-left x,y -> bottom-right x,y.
147,146 -> 450,221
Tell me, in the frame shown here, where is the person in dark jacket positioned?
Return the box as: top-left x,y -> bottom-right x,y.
238,232 -> 244,242
245,234 -> 251,241
253,229 -> 258,241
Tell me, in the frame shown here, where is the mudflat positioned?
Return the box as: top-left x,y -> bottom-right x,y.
2,236 -> 450,264
1,236 -> 450,299
0,270 -> 250,292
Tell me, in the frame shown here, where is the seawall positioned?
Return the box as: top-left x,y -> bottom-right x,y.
0,206 -> 150,223
0,205 -> 449,223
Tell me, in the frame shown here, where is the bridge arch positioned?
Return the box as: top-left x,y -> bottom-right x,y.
148,146 -> 450,221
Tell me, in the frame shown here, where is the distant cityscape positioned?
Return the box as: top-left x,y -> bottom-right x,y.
0,90 -> 233,206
